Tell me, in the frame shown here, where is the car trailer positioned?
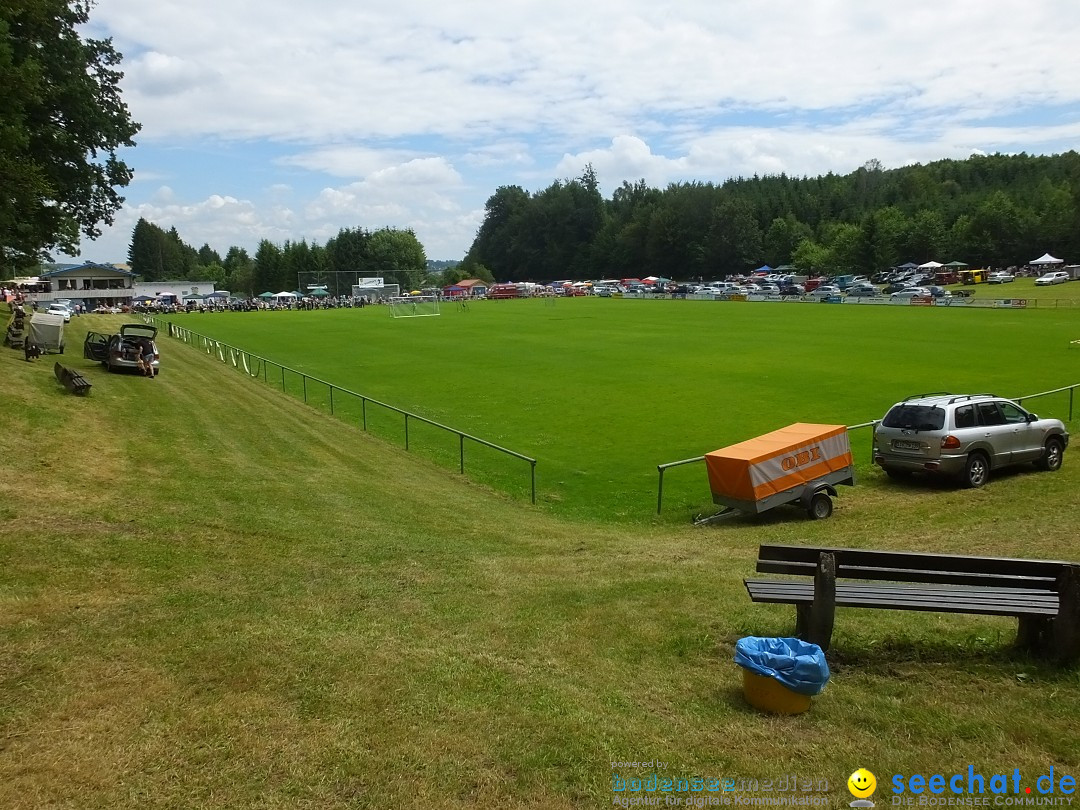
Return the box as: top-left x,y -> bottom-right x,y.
697,423 -> 855,524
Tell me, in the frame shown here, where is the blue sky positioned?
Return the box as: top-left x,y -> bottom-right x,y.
66,0 -> 1080,265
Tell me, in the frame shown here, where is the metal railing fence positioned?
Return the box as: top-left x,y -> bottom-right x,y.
656,383 -> 1079,514
148,317 -> 537,503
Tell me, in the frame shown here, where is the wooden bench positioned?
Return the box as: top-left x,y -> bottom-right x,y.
745,544 -> 1080,663
54,362 -> 92,396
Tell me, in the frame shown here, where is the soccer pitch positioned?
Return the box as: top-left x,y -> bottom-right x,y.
170,298 -> 1079,522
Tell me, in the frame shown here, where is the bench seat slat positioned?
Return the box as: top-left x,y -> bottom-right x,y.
746,580 -> 1059,601
757,560 -> 1057,589
758,544 -> 1070,577
745,580 -> 1059,616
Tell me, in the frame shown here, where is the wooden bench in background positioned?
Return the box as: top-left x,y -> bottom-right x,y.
744,544 -> 1080,664
54,363 -> 92,396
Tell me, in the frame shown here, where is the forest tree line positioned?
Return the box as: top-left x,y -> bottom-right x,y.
462,152 -> 1080,282
126,220 -> 433,295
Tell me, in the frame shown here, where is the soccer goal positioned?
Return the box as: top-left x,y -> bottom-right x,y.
388,295 -> 441,318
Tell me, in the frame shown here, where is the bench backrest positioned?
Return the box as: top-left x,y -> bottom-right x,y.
757,544 -> 1073,590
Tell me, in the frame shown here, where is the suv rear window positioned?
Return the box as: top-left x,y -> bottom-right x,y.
882,404 -> 946,431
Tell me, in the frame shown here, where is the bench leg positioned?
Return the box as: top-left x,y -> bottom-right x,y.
793,553 -> 837,651
806,552 -> 837,651
1016,616 -> 1051,653
796,604 -> 810,637
1051,566 -> 1080,666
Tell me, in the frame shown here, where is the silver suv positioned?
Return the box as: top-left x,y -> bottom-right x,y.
873,393 -> 1069,487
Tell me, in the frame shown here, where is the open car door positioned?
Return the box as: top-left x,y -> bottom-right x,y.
83,331 -> 110,362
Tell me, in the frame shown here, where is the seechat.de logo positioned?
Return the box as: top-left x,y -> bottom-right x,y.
848,768 -> 877,808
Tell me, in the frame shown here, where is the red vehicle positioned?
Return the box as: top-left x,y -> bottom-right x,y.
803,277 -> 827,292
488,283 -> 521,299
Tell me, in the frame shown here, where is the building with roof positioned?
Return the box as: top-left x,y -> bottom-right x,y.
26,262 -> 137,307
455,278 -> 489,297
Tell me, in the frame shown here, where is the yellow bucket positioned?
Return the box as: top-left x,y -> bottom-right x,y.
742,669 -> 812,715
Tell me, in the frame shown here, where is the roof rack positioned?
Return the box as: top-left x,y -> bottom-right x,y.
902,392 -> 952,401
946,393 -> 997,404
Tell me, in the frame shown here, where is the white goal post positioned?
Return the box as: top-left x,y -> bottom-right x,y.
388,295 -> 441,318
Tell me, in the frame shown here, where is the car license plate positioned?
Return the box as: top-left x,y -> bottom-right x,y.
893,440 -> 922,451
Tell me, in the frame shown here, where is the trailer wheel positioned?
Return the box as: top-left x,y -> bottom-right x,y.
808,492 -> 833,520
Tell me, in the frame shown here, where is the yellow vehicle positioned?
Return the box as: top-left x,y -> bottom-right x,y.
959,269 -> 989,284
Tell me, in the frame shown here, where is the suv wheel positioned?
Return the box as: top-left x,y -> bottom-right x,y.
1035,437 -> 1064,472
884,468 -> 911,481
961,452 -> 990,488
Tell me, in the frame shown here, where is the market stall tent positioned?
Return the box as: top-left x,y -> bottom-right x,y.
1031,253 -> 1063,265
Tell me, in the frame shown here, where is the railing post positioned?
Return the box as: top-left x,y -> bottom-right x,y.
362,398 -> 367,430
531,460 -> 536,504
404,413 -> 409,450
657,466 -> 665,514
330,385 -> 334,415
281,365 -> 286,393
459,434 -> 465,473
1071,386 -> 1075,422
303,375 -> 307,403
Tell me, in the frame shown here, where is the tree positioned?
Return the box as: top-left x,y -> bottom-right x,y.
367,228 -> 427,289
223,246 -> 254,295
253,240 -> 284,293
197,244 -> 222,266
128,218 -> 163,280
763,215 -> 812,267
702,198 -> 763,275
0,0 -> 140,272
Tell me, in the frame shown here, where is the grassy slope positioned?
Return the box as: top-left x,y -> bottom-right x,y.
1,313 -> 1079,809
169,293 -> 1080,523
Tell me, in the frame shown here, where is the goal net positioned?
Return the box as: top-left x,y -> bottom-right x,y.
388,295 -> 441,318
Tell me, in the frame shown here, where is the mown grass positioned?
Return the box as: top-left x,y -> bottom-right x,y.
169,294 -> 1080,524
1,312 -> 1078,809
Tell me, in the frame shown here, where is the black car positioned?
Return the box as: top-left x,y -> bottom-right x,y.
84,324 -> 160,375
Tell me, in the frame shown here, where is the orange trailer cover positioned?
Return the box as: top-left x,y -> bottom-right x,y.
705,423 -> 852,503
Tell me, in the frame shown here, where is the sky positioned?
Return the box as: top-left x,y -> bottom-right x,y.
64,0 -> 1080,265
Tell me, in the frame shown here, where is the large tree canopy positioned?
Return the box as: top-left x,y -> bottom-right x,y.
0,0 -> 140,273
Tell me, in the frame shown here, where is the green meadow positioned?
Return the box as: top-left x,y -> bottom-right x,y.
3,298 -> 1079,810
170,289 -> 1080,523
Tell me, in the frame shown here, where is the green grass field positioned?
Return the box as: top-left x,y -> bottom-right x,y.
168,288 -> 1080,524
2,306 -> 1080,809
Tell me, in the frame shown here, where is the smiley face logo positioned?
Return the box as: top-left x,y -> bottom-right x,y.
848,769 -> 877,799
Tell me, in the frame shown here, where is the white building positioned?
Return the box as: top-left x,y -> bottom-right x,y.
134,281 -> 218,303
23,262 -> 137,307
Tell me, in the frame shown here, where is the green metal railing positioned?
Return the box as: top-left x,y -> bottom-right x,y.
149,317 -> 537,503
655,384 -> 1079,514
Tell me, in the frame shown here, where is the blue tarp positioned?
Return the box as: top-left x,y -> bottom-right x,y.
734,636 -> 830,696
753,265 -> 773,273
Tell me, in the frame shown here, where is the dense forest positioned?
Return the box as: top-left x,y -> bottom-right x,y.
462,152 -> 1080,282
125,220 -> 430,295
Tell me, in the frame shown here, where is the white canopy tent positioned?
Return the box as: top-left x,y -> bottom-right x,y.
1030,253 -> 1063,265
917,261 -> 943,269
273,291 -> 297,298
